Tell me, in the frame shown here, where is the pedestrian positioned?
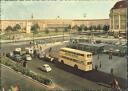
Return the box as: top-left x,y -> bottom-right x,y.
111,79 -> 121,91
99,61 -> 101,68
97,54 -> 100,60
49,47 -> 52,52
109,49 -> 113,60
110,68 -> 114,76
95,65 -> 98,71
23,60 -> 27,68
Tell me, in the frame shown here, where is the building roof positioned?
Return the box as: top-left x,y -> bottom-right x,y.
111,0 -> 128,10
60,47 -> 92,54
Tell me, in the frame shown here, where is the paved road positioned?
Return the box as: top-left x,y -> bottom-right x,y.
27,58 -> 110,90
47,43 -> 127,79
1,40 -> 127,90
1,65 -> 51,91
1,42 -> 111,90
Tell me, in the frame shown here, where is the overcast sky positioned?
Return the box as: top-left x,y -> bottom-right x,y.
1,0 -> 118,20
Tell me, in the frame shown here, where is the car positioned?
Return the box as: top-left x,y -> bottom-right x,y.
38,52 -> 45,59
113,49 -> 120,56
25,54 -> 32,61
6,52 -> 14,58
14,54 -> 22,62
22,54 -> 32,61
40,64 -> 52,72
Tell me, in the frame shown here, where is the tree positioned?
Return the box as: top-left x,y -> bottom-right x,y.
72,25 -> 79,33
88,26 -> 93,31
5,26 -> 13,32
72,25 -> 78,30
55,28 -> 58,33
92,25 -> 97,30
44,28 -> 49,34
31,23 -> 40,34
84,26 -> 88,31
80,24 -> 85,31
103,25 -> 110,33
97,25 -> 102,30
67,24 -> 72,30
64,27 -> 68,32
77,26 -> 82,33
13,24 -> 21,31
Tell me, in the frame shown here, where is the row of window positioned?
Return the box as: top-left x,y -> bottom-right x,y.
61,55 -> 84,64
87,62 -> 92,65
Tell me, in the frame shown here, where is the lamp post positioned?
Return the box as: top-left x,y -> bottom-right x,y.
31,14 -> 35,45
126,7 -> 128,81
63,21 -> 64,42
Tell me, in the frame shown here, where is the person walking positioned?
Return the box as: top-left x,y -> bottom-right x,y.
111,79 -> 121,91
99,61 -> 101,68
109,49 -> 113,60
97,54 -> 100,60
110,68 -> 114,76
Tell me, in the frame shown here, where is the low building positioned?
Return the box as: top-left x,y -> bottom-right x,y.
0,19 -> 109,33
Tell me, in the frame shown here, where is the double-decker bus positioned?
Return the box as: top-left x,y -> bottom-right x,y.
58,47 -> 92,71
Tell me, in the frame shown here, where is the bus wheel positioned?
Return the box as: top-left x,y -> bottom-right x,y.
74,65 -> 78,69
61,60 -> 64,64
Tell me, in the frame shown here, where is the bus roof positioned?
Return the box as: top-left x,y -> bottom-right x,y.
60,47 -> 92,54
78,43 -> 107,47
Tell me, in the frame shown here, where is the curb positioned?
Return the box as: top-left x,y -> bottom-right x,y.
0,35 -> 69,43
1,64 -> 56,89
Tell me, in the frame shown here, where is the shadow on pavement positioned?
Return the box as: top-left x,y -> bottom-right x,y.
54,61 -> 127,89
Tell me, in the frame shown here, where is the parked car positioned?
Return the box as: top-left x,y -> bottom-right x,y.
39,64 -> 52,72
13,54 -> 22,62
38,52 -> 45,59
22,54 -> 32,61
25,54 -> 32,61
6,52 -> 14,58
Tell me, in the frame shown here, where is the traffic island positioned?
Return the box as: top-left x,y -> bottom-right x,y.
0,57 -> 55,89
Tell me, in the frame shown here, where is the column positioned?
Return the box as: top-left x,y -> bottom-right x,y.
119,12 -> 121,34
113,13 -> 115,32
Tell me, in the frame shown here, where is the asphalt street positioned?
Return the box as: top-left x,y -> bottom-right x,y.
1,37 -> 127,90
1,65 -> 50,91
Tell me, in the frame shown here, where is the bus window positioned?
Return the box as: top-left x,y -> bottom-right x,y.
87,54 -> 91,58
87,62 -> 92,65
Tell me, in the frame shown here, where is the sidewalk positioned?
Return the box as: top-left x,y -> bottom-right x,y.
0,35 -> 69,43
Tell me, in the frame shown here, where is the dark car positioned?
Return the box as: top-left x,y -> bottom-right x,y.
13,54 -> 22,62
6,52 -> 14,58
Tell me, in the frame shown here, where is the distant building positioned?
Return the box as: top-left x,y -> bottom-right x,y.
0,19 -> 109,33
109,0 -> 128,36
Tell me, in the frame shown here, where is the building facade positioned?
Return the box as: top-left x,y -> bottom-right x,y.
0,19 -> 109,33
109,0 -> 128,35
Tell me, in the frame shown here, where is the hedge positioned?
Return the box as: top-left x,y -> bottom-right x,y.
1,57 -> 53,86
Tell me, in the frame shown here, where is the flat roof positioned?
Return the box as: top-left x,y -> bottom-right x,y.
60,47 -> 92,54
78,43 -> 107,47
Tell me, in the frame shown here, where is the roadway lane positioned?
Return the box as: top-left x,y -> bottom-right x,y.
27,58 -> 110,90
1,65 -> 49,91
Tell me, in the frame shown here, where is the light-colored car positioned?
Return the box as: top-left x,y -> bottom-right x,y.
40,64 -> 52,72
25,54 -> 32,61
38,52 -> 45,59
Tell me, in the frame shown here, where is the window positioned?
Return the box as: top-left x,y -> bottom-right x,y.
87,54 -> 91,58
61,56 -> 84,64
87,62 -> 92,65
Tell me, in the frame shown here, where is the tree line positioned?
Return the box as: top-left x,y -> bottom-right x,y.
4,23 -> 109,34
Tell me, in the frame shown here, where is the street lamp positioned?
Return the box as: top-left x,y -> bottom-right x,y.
63,21 -> 64,42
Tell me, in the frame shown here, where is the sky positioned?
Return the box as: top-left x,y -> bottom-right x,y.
1,0 -> 119,20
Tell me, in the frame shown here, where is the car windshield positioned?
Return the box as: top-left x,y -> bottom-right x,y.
26,55 -> 30,57
43,65 -> 50,68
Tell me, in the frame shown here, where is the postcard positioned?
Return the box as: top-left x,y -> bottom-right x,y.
0,0 -> 128,91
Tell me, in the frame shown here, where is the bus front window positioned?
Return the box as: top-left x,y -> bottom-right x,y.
87,54 -> 91,58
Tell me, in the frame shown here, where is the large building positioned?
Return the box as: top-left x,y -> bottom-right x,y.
0,19 -> 109,33
109,0 -> 128,36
